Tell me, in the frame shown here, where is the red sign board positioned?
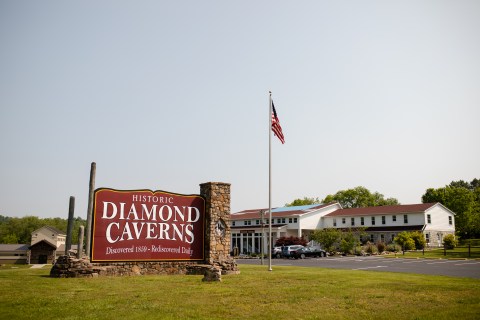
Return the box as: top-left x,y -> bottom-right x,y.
91,188 -> 205,262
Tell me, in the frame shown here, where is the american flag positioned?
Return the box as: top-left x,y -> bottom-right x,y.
271,102 -> 285,144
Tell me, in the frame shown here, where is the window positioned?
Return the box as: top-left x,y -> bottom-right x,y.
232,221 -> 236,226
449,216 -> 452,225
244,220 -> 251,226
380,234 -> 384,242
404,215 -> 408,223
281,218 -> 286,223
382,216 -> 386,225
294,218 -> 298,223
427,214 -> 431,224
342,218 -> 346,224
277,219 -> 281,224
425,233 -> 430,243
371,217 -> 376,225
289,218 -> 293,223
392,215 -> 397,222
370,234 -> 374,242
391,234 -> 395,242
255,220 -> 260,225
351,217 -> 355,226
333,219 -> 337,227
361,217 -> 364,226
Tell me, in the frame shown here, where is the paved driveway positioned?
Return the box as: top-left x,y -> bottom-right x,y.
237,256 -> 480,279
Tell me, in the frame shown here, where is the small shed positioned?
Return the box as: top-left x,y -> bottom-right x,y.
29,240 -> 57,264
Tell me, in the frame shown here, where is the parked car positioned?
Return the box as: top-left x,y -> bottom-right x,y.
272,247 -> 282,258
290,247 -> 327,259
281,245 -> 305,258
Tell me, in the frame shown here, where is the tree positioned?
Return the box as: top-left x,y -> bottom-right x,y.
339,228 -> 366,255
1,233 -> 19,244
322,186 -> 399,209
310,228 -> 341,253
0,216 -> 43,244
410,231 -> 427,250
0,215 -> 87,244
339,239 -> 353,255
422,178 -> 480,239
275,236 -> 307,247
394,232 -> 415,251
285,197 -> 320,207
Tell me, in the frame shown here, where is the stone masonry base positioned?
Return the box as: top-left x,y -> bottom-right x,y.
50,255 -> 239,278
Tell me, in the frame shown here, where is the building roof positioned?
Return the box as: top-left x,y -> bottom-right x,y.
0,244 -> 29,252
231,224 -> 288,231
230,203 -> 338,220
324,203 -> 438,217
32,225 -> 66,236
29,239 -> 57,249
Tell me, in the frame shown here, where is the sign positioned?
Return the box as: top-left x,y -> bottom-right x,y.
91,188 -> 205,262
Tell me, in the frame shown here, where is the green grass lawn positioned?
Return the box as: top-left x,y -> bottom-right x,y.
0,264 -> 479,320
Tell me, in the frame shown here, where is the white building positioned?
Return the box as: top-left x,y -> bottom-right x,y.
229,202 -> 455,253
323,203 -> 455,247
230,203 -> 341,254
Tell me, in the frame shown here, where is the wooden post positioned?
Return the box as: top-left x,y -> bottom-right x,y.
65,196 -> 75,255
85,162 -> 96,258
77,225 -> 84,259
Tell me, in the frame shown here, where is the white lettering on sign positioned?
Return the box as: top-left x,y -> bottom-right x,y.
102,201 -> 198,244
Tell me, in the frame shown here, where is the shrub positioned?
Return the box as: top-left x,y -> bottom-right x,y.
364,242 -> 378,255
339,239 -> 353,255
376,242 -> 386,253
386,244 -> 402,252
443,234 -> 458,249
354,246 -> 363,255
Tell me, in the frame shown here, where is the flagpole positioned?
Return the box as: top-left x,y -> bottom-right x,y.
268,91 -> 273,271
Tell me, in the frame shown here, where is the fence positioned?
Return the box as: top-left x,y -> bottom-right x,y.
441,244 -> 480,258
397,241 -> 480,259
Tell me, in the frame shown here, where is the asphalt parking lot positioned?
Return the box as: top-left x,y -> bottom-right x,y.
237,256 -> 480,279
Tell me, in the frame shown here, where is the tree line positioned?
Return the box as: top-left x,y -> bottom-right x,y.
286,178 -> 480,239
422,179 -> 480,239
0,215 -> 86,244
1,178 -> 478,244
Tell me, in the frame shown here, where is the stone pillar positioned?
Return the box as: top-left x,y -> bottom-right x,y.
65,196 -> 75,255
199,182 -> 239,275
77,226 -> 84,259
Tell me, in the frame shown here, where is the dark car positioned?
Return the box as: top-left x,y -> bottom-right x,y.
290,247 -> 326,259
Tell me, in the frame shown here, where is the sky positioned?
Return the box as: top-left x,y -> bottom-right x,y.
1,1 -> 479,219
